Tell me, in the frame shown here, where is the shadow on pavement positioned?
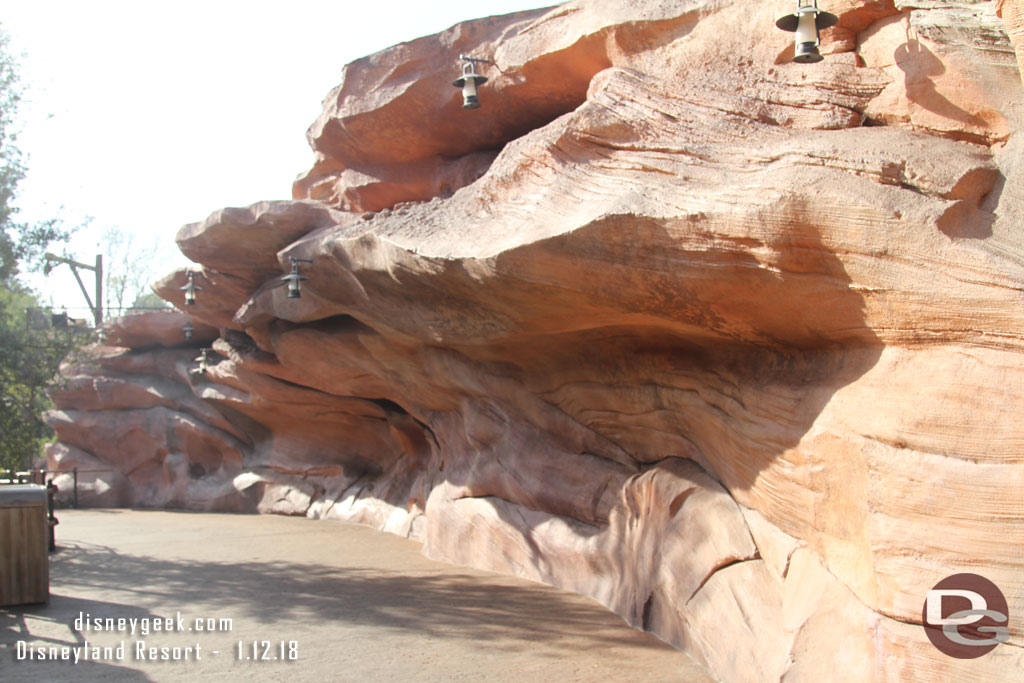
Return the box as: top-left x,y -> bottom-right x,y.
40,540 -> 665,658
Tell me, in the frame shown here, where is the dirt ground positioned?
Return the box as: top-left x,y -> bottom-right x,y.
1,509 -> 713,682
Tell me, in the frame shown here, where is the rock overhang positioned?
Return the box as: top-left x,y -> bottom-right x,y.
49,2 -> 1024,681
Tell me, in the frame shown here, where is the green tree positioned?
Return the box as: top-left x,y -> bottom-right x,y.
0,287 -> 80,472
0,28 -> 67,283
131,291 -> 172,311
0,25 -> 78,473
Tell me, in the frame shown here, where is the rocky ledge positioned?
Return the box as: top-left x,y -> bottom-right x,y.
47,1 -> 1024,681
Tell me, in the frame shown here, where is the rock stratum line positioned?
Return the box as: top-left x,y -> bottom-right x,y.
46,1 -> 1024,680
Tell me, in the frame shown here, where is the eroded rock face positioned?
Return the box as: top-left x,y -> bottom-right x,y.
103,310 -> 218,349
999,0 -> 1024,83
49,1 -> 1024,681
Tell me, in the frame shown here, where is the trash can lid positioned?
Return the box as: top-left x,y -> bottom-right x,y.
0,484 -> 48,505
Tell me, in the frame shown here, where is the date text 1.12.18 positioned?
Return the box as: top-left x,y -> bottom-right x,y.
236,640 -> 299,661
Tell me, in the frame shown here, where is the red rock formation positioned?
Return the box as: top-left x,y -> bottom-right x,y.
999,0 -> 1024,84
103,310 -> 218,349
49,1 -> 1024,681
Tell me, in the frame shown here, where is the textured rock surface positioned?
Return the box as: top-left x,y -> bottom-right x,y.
999,0 -> 1024,83
46,340 -> 254,511
49,1 -> 1024,681
103,310 -> 218,349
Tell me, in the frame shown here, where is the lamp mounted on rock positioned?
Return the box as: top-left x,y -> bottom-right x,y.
282,257 -> 313,299
181,271 -> 203,306
194,348 -> 209,374
453,55 -> 491,110
776,0 -> 838,63
183,321 -> 194,342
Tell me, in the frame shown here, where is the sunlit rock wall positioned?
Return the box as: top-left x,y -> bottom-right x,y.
47,1 -> 1024,680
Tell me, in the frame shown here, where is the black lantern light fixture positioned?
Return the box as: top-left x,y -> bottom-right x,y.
775,0 -> 838,63
282,257 -> 313,299
181,270 -> 203,306
453,55 -> 491,110
184,321 -> 194,342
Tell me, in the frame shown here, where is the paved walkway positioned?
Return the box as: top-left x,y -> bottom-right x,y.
1,510 -> 712,682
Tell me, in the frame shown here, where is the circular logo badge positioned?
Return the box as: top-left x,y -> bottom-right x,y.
922,573 -> 1009,659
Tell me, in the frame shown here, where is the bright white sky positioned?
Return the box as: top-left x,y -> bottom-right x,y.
0,0 -> 551,317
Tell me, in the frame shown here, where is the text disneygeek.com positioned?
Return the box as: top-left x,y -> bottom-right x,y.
12,611 -> 300,664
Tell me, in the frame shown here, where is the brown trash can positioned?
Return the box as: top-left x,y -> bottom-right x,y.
0,485 -> 50,606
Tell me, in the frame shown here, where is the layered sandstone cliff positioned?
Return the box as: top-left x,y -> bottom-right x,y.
47,1 -> 1024,680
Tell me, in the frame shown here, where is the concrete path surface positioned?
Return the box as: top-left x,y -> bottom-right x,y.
1,510 -> 713,682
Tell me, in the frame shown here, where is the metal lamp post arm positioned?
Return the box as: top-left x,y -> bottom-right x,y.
43,253 -> 104,327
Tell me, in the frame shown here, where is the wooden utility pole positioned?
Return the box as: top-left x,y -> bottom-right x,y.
43,253 -> 103,327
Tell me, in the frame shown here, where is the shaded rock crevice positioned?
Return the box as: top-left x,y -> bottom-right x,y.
46,2 -> 1024,682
